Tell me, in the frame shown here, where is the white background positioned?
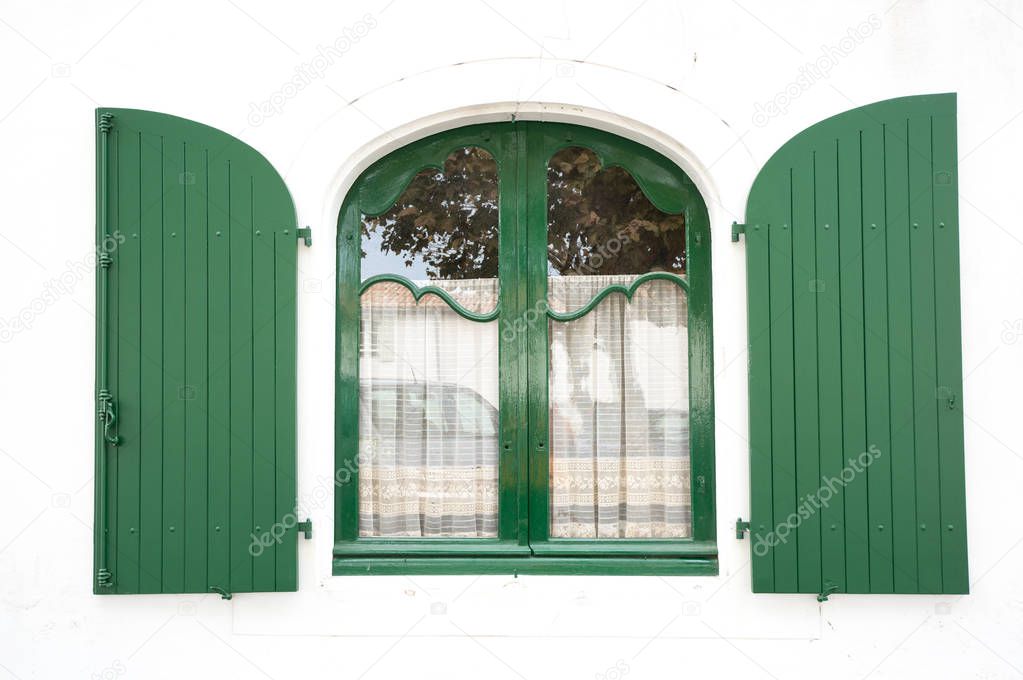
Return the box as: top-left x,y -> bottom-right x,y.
1,0 -> 1022,678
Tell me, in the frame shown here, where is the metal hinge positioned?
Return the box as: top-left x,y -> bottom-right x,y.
96,568 -> 113,588
297,519 -> 313,539
98,389 -> 121,446
731,222 -> 747,242
735,517 -> 751,539
296,226 -> 312,247
209,585 -> 233,600
818,582 -> 839,602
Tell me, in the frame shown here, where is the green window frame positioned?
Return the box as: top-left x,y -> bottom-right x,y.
334,122 -> 716,575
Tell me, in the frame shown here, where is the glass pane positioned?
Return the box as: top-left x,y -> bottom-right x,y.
546,146 -> 685,313
548,278 -> 690,538
362,146 -> 499,314
358,145 -> 500,538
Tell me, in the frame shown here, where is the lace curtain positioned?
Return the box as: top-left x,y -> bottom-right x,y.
548,275 -> 691,538
358,275 -> 691,539
358,279 -> 500,537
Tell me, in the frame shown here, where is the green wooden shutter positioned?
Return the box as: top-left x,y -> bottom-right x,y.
94,108 -> 302,595
741,94 -> 968,595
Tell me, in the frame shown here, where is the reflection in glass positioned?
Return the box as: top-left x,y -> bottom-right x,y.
359,284 -> 499,537
362,146 -> 498,282
546,146 -> 691,538
547,146 -> 686,312
548,278 -> 690,539
358,146 -> 500,537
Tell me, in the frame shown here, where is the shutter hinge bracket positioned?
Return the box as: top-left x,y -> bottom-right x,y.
731,222 -> 746,242
209,585 -> 233,600
96,568 -> 113,588
98,112 -> 114,133
296,226 -> 312,247
735,517 -> 751,539
297,519 -> 313,539
817,582 -> 839,602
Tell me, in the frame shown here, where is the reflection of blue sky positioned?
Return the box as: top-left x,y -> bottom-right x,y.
361,228 -> 429,280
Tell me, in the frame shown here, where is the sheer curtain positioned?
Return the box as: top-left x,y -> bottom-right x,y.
548,275 -> 691,538
358,280 -> 500,537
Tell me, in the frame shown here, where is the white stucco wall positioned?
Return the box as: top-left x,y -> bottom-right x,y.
2,0 -> 1022,678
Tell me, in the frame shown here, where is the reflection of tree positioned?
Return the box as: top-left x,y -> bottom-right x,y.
361,147 -> 500,279
549,147 -> 685,275
361,146 -> 687,279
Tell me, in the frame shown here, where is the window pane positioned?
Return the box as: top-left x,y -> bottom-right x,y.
362,146 -> 499,314
546,146 -> 685,313
358,145 -> 500,538
548,277 -> 691,538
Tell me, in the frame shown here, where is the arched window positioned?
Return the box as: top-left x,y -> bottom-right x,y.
335,122 -> 715,574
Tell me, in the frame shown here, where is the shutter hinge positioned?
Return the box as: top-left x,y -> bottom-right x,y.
96,568 -> 113,588
297,519 -> 313,539
98,112 -> 114,134
731,222 -> 746,242
735,517 -> 751,539
817,582 -> 839,602
209,585 -> 233,600
296,226 -> 312,247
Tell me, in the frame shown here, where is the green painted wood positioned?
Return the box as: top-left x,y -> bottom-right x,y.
768,207 -> 797,593
334,121 -> 717,571
94,108 -> 300,594
815,138 -> 846,593
837,127 -> 870,593
860,119 -> 895,592
333,557 -> 719,576
791,161 -> 822,595
114,125 -> 142,594
742,94 -> 969,594
885,118 -> 918,592
745,217 -> 774,592
931,112 -> 969,594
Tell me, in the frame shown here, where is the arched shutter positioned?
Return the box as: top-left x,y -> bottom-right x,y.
94,109 -> 305,595
739,94 -> 968,595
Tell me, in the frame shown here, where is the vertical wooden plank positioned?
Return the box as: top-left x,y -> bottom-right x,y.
815,140 -> 846,592
105,127 -> 120,591
115,127 -> 142,593
207,154 -> 232,593
275,211 -> 298,591
229,163 -> 255,592
746,254 -> 769,577
932,106 -> 969,593
791,162 -> 822,595
162,140 -> 186,592
138,132 -> 164,593
252,169 -> 278,591
861,122 -> 894,592
746,217 -> 774,591
885,119 -> 919,592
838,126 -> 870,592
768,206 -> 797,592
908,115 -> 942,593
183,142 -> 209,592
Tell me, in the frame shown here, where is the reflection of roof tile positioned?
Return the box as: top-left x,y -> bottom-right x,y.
361,279 -> 498,314
361,274 -> 688,315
